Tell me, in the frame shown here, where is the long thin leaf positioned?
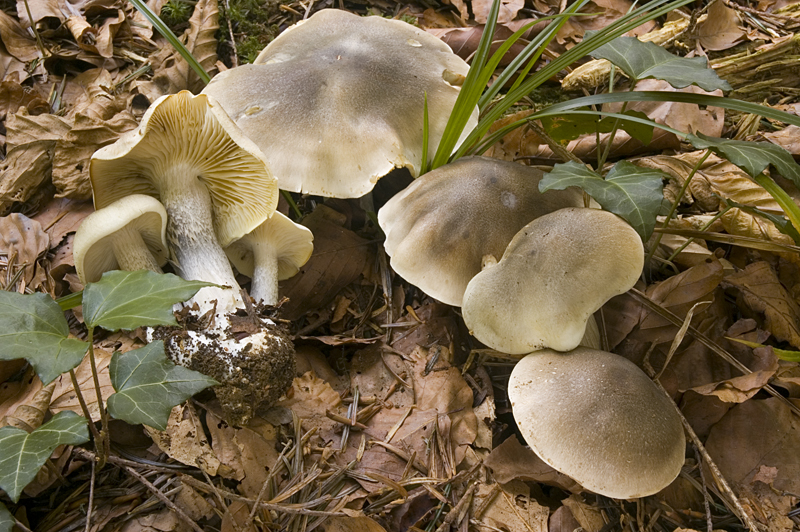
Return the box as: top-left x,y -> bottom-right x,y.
128,0 -> 211,85
453,0 -> 699,161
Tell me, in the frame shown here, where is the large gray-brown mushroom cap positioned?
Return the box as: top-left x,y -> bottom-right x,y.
202,9 -> 477,198
378,156 -> 584,307
462,207 -> 643,353
508,348 -> 685,499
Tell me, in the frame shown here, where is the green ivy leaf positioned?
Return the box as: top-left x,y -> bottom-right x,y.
107,341 -> 218,430
539,160 -> 666,239
588,34 -> 732,92
541,109 -> 653,144
0,292 -> 89,384
0,411 -> 89,502
0,503 -> 12,532
82,270 -> 214,331
688,133 -> 800,187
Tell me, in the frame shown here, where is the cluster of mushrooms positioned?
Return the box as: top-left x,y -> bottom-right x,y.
73,8 -> 685,495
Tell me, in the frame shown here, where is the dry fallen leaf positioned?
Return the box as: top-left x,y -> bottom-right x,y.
0,213 -> 49,287
722,261 -> 800,348
484,435 -> 581,492
147,402 -> 224,476
473,480 -> 549,532
49,346 -> 114,422
696,0 -> 746,51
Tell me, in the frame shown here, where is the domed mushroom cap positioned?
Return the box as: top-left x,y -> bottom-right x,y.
508,348 -> 685,499
378,156 -> 584,307
202,9 -> 477,198
226,211 -> 313,281
73,194 -> 168,284
462,207 -> 643,353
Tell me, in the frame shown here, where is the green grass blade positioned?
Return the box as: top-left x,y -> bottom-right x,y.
453,0 -> 697,160
128,0 -> 211,85
421,92 -> 430,176
431,0 -> 502,169
754,173 -> 800,237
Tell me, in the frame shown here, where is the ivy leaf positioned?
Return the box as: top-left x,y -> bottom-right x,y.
82,270 -> 214,331
107,341 -> 218,430
541,109 -> 653,144
539,160 -> 666,239
0,503 -> 12,532
0,411 -> 89,502
588,34 -> 732,92
0,292 -> 89,384
688,133 -> 800,187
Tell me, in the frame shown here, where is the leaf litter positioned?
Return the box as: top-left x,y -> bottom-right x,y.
1,0 -> 800,530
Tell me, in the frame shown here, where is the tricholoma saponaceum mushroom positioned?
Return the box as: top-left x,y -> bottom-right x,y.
462,207 -> 644,354
88,91 -> 294,425
508,348 -> 685,499
378,156 -> 584,307
90,90 -> 279,315
225,211 -> 313,306
73,194 -> 168,284
202,8 -> 477,198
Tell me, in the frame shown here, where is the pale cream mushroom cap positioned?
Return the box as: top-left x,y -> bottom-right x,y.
202,9 -> 477,198
508,348 -> 685,499
90,91 -> 278,247
462,207 -> 643,354
73,194 -> 168,284
378,156 -> 584,307
226,211 -> 314,282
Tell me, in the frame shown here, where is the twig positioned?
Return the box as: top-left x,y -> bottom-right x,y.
121,464 -> 204,532
694,445 -> 714,532
84,459 -> 96,532
199,464 -> 242,532
434,483 -> 478,532
654,379 -> 760,531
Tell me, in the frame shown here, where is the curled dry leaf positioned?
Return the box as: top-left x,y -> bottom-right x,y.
722,261 -> 800,348
761,125 -> 800,156
137,0 -> 220,98
0,213 -> 49,287
472,480 -> 549,532
471,0 -> 525,24
0,10 -> 41,63
685,367 -> 777,403
279,205 -> 371,321
146,402 -> 223,476
706,397 -> 800,494
696,0 -> 746,51
484,435 -> 581,492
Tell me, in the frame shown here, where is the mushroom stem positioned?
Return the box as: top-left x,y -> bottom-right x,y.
161,176 -> 243,313
110,225 -> 164,273
248,241 -> 279,305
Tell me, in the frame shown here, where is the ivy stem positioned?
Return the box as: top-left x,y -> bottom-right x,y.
86,327 -> 110,468
645,149 -> 712,269
69,367 -> 101,443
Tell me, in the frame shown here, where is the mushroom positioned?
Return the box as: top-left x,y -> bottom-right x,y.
225,211 -> 314,305
202,9 -> 477,198
73,194 -> 169,284
508,348 -> 685,499
461,207 -> 643,354
378,156 -> 584,307
90,91 -> 279,314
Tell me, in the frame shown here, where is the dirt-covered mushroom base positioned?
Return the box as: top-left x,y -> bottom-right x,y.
154,319 -> 296,426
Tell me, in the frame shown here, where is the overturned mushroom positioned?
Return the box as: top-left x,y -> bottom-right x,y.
508,348 -> 685,498
462,207 -> 643,354
73,194 -> 168,284
203,9 -> 477,198
378,156 -> 584,307
90,91 -> 279,314
225,211 -> 313,305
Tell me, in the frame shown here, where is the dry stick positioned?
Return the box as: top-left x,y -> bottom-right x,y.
199,464 -> 243,532
84,458 -> 96,532
653,379 -> 760,532
221,0 -> 238,67
243,440 -> 294,529
629,287 -> 800,417
69,369 -> 102,442
434,483 -> 478,532
694,445 -> 715,532
120,464 -> 204,532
